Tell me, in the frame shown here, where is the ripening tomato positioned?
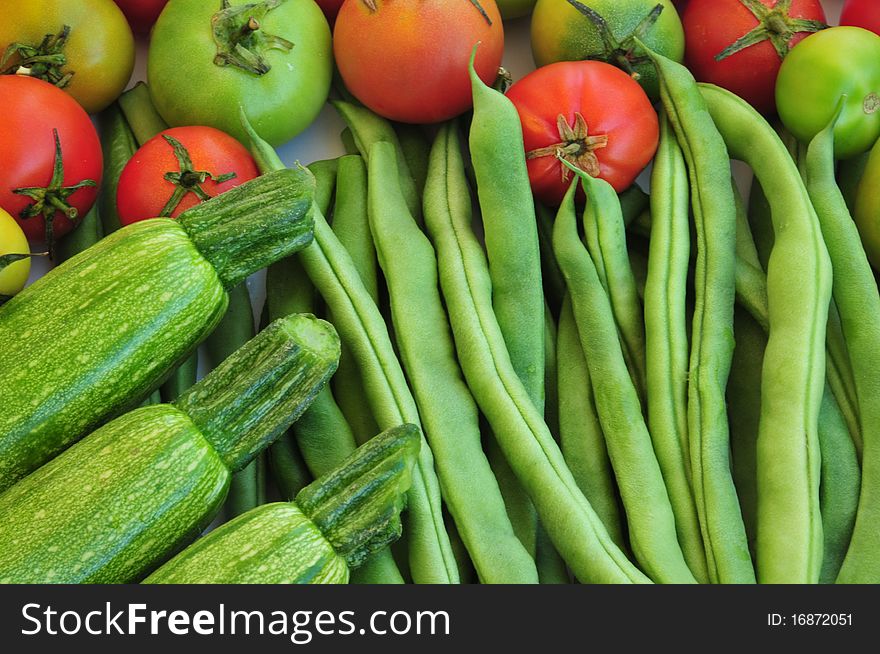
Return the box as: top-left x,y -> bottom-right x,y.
0,208 -> 31,299
506,60 -> 658,206
0,0 -> 135,114
840,0 -> 880,36
116,126 -> 259,225
333,0 -> 504,124
683,0 -> 826,115
0,76 -> 102,249
114,0 -> 169,33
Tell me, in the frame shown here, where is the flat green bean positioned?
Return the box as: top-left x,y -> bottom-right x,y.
97,103 -> 137,236
56,205 -> 102,263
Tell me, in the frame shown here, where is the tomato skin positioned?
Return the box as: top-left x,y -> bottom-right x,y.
840,0 -> 880,36
531,0 -> 684,102
333,0 -> 504,124
0,208 -> 31,297
683,0 -> 825,115
117,127 -> 259,225
0,0 -> 135,114
148,0 -> 332,147
0,76 -> 102,244
114,0 -> 169,33
506,60 -> 659,206
776,27 -> 880,160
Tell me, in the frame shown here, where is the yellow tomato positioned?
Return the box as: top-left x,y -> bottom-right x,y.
0,0 -> 135,114
0,208 -> 31,297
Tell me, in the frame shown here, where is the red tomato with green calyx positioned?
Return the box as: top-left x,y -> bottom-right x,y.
506,60 -> 658,206
0,76 -> 101,252
840,0 -> 880,37
116,126 -> 259,225
333,0 -> 504,124
683,0 -> 826,115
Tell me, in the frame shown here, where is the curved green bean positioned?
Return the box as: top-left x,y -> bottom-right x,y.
56,205 -> 102,263
700,82 -> 831,584
97,103 -> 137,236
645,112 -> 708,583
425,122 -> 647,584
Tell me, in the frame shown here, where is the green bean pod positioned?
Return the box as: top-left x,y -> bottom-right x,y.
97,103 -> 137,237
556,181 -> 696,584
425,122 -> 647,584
700,82 -> 831,584
557,295 -> 625,549
243,116 -> 458,585
395,122 -> 431,199
368,140 -> 538,584
803,116 -> 880,584
118,82 -> 168,147
330,155 -> 381,444
645,112 -> 708,583
838,150 -> 870,216
56,205 -> 103,263
649,48 -> 754,585
535,202 -> 566,316
269,433 -> 313,500
331,101 -> 421,223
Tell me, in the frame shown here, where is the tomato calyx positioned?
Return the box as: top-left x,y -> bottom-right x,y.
715,0 -> 827,62
159,134 -> 237,217
212,0 -> 294,76
12,129 -> 97,256
527,113 -> 609,181
1,25 -> 73,89
565,1 -> 664,81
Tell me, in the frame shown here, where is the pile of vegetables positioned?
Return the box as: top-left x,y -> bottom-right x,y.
1,0 -> 879,585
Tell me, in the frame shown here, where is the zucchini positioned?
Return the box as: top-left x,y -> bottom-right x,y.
0,314 -> 340,584
144,424 -> 419,584
0,168 -> 315,491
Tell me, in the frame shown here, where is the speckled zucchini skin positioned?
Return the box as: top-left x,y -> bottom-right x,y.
0,405 -> 229,583
144,503 -> 348,584
0,220 -> 228,491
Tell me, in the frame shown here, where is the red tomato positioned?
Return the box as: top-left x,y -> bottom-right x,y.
840,0 -> 880,36
506,61 -> 658,206
114,0 -> 168,33
683,0 -> 826,115
315,0 -> 344,26
333,0 -> 504,124
0,76 -> 101,248
116,126 -> 259,225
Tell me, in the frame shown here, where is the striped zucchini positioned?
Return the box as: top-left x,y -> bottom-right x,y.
0,314 -> 339,583
0,168 -> 315,491
145,424 -> 419,584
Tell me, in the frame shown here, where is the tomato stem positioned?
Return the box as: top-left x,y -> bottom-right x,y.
212,0 -> 294,76
526,113 -> 608,182
159,134 -> 237,218
1,25 -> 74,89
12,129 -> 97,258
715,0 -> 827,62
566,1 -> 663,79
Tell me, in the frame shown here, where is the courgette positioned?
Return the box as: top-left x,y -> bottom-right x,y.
0,314 -> 339,584
145,424 -> 419,584
0,167 -> 315,491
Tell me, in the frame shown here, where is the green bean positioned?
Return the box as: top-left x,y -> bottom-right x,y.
556,180 -> 696,584
118,82 -> 168,147
332,101 -> 421,223
699,83 -> 831,584
838,150 -> 870,216
536,525 -> 570,584
620,184 -> 651,228
578,168 -> 647,406
645,112 -> 708,583
268,433 -> 313,500
97,103 -> 137,236
158,353 -> 198,404
243,115 -> 458,584
368,140 -> 538,583
802,116 -> 880,584
487,435 -> 537,557
628,241 -> 649,300
535,202 -> 566,316
395,122 -> 431,199
330,155 -> 381,445
340,127 -> 359,156
557,295 -> 625,549
56,205 -> 102,263
425,121 -> 647,584
648,49 -> 753,585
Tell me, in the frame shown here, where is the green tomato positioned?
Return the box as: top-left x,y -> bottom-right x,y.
854,137 -> 880,268
0,207 -> 30,298
147,0 -> 332,147
776,26 -> 880,160
530,0 -> 684,101
496,0 -> 537,20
